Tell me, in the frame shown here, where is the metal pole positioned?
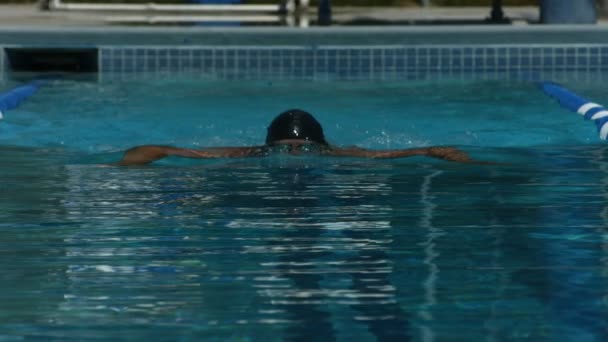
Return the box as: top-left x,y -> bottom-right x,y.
318,0 -> 331,26
489,0 -> 505,23
420,0 -> 430,7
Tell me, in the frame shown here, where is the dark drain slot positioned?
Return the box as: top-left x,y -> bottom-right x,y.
5,48 -> 98,73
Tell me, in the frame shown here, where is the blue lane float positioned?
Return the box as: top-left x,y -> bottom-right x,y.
540,81 -> 608,140
0,80 -> 45,120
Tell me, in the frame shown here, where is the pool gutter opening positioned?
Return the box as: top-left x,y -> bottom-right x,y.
4,48 -> 99,73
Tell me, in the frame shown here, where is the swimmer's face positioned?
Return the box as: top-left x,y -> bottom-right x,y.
268,139 -> 328,155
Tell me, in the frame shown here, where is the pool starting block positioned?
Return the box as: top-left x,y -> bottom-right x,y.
540,81 -> 608,140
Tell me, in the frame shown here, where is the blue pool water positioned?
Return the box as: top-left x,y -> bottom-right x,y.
1,75 -> 608,341
0,77 -> 603,152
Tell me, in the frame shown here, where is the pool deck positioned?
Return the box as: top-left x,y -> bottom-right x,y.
2,4 -> 608,47
0,4 -> 546,27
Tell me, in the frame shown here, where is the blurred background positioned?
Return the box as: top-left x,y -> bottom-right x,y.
0,0 -> 539,5
0,0 -> 605,27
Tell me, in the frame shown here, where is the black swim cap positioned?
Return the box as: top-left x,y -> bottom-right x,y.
266,109 -> 327,145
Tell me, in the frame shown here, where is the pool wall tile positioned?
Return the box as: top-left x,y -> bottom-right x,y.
0,44 -> 596,81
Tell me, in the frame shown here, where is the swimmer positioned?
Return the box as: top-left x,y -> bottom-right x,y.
117,109 -> 475,165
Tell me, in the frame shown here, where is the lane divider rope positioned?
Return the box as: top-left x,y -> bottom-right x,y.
540,81 -> 608,140
0,80 -> 45,120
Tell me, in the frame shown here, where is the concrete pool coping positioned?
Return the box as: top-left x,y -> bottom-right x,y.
2,4 -> 608,46
4,23 -> 608,47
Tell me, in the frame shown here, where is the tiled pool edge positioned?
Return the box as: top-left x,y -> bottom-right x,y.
4,25 -> 608,46
3,26 -> 608,82
96,44 -> 608,82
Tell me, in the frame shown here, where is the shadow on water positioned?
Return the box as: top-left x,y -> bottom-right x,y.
2,145 -> 608,340
249,162 -> 412,341
420,145 -> 608,341
0,146 -> 72,333
128,156 -> 413,340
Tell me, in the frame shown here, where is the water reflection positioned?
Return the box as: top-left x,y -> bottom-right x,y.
416,169 -> 443,342
0,146 -> 71,334
529,146 -> 608,341
60,158 -> 413,340
252,165 -> 410,341
3,147 -> 608,340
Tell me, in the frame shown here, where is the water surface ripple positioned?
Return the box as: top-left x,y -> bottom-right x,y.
2,146 -> 608,341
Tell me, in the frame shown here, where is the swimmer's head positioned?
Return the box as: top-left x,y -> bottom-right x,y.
266,109 -> 328,146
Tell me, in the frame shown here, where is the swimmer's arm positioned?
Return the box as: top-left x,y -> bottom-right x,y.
326,146 -> 475,163
117,145 -> 266,165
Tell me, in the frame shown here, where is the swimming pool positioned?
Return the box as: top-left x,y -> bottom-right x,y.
2,26 -> 608,341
